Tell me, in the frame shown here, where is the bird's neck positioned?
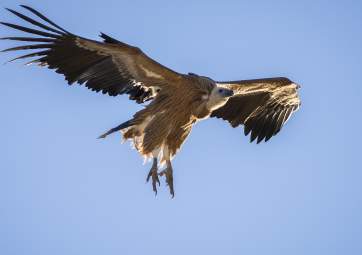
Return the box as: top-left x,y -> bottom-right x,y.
193,104 -> 211,120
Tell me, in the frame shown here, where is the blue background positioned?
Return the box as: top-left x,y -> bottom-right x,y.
1,0 -> 361,254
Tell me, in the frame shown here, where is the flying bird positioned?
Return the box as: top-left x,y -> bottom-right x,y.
1,6 -> 301,197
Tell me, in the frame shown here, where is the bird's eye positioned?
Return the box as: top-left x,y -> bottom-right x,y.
218,89 -> 223,93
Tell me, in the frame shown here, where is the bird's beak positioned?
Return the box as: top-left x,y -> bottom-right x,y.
225,89 -> 234,97
293,82 -> 301,89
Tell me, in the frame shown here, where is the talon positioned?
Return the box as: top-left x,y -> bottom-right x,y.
146,158 -> 159,195
160,160 -> 175,198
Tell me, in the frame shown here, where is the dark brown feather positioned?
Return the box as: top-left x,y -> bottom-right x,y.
1,7 -> 183,103
20,5 -> 71,34
211,78 -> 300,143
1,36 -> 55,42
0,22 -> 60,38
5,8 -> 65,35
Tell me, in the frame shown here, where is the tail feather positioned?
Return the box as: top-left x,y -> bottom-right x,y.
97,120 -> 133,139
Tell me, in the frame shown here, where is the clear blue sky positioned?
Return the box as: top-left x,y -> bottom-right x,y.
1,0 -> 361,254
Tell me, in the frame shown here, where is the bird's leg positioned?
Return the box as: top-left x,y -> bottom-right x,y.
146,158 -> 160,195
159,160 -> 174,198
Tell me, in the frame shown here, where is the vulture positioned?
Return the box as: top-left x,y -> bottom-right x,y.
1,6 -> 301,197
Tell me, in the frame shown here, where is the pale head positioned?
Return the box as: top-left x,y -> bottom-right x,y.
206,85 -> 234,111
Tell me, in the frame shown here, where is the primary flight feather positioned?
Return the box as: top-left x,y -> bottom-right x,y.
1,6 -> 301,197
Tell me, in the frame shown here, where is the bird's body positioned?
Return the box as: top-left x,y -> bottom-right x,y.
1,6 -> 301,197
109,75 -> 229,162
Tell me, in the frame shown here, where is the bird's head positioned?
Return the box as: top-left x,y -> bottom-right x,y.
191,74 -> 234,112
215,87 -> 234,97
205,85 -> 234,111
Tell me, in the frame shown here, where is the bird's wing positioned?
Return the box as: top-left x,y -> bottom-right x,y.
1,6 -> 183,103
211,77 -> 301,143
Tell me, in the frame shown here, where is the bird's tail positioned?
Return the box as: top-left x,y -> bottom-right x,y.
97,120 -> 134,139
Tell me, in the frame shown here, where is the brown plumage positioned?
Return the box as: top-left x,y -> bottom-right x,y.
1,6 -> 301,197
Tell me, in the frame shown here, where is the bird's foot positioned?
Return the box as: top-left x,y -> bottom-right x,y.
146,158 -> 160,195
159,161 -> 174,198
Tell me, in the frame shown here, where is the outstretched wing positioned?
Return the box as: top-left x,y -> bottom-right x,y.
1,6 -> 183,103
211,77 -> 301,143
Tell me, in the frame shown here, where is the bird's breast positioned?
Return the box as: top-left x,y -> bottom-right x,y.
193,104 -> 211,120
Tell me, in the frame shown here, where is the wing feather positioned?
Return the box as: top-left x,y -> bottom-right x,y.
211,77 -> 301,143
1,6 -> 183,103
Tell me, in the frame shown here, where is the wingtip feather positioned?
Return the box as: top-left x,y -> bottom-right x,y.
19,5 -> 71,34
